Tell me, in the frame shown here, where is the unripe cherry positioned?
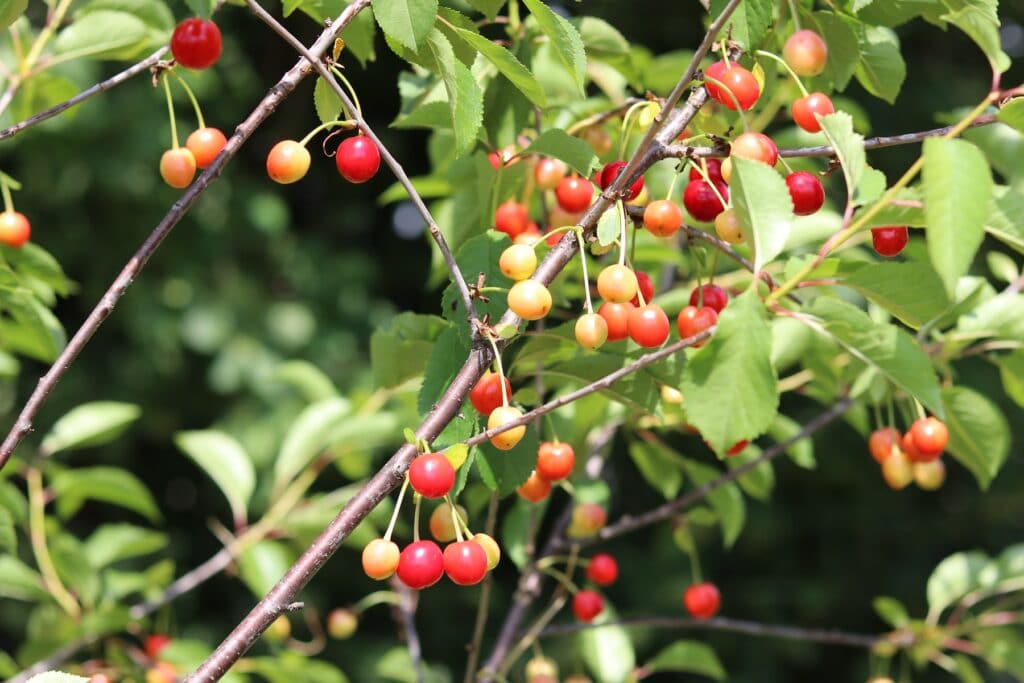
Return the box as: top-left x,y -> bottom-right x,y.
567,503 -> 607,537
643,199 -> 684,237
429,502 -> 467,542
185,127 -> 227,169
575,313 -> 609,350
909,417 -> 948,459
783,30 -> 829,77
508,280 -> 553,320
499,243 -> 538,280
159,147 -> 197,189
517,470 -> 552,502
326,608 -> 359,639
362,538 -> 401,580
535,157 -> 568,190
731,132 -> 778,167
881,449 -> 914,490
597,264 -> 639,304
266,615 -> 291,642
0,211 -> 31,247
266,140 -> 311,184
489,405 -> 526,450
714,208 -> 744,244
473,532 -> 501,570
914,459 -> 946,490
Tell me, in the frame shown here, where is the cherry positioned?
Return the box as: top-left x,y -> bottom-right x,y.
443,540 -> 489,585
575,312 -> 609,350
643,199 -> 683,237
786,171 -> 825,216
336,135 -> 381,183
572,590 -> 605,622
508,280 -> 552,320
500,243 -> 538,280
397,540 -> 445,589
868,427 -> 900,464
90,676 -> 114,683
714,208 -> 744,244
628,304 -> 670,348
567,503 -> 607,537
517,470 -> 552,502
489,405 -> 526,450
677,306 -> 717,348
597,302 -> 634,342
720,157 -> 733,184
473,532 -> 501,570
684,582 -> 721,619
871,226 -> 908,257
266,615 -> 292,642
488,145 -> 517,169
783,30 -> 829,77
0,211 -> 31,247
144,634 -> 171,658
536,441 -> 575,482
555,176 -> 594,213
145,662 -> 178,683
362,538 -> 400,580
901,430 -> 927,463
408,453 -> 455,499
704,60 -> 760,111
596,160 -> 644,200
791,92 -> 835,134
326,608 -> 359,639
731,132 -> 778,167
526,656 -> 559,682
535,157 -> 568,190
661,385 -> 684,404
586,553 -> 619,586
881,449 -> 914,489
170,18 -> 222,70
910,417 -> 948,459
581,126 -> 613,155
495,200 -> 531,238
914,459 -> 946,491
470,371 -> 512,417
683,179 -> 728,222
185,127 -> 227,169
266,140 -> 311,184
429,502 -> 467,542
689,158 -> 724,183
515,223 -> 542,245
689,284 -> 728,313
630,270 -> 655,307
159,147 -> 197,189
597,264 -> 639,304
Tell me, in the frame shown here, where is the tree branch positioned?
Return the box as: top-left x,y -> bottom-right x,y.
389,577 -> 426,683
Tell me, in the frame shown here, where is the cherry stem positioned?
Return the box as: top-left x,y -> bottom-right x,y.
539,566 -> 579,593
708,249 -> 720,285
328,64 -> 362,119
664,171 -> 681,202
618,100 -> 647,158
485,334 -> 510,407
543,412 -> 560,443
383,477 -> 410,542
871,401 -> 883,430
413,494 -> 422,542
351,590 -> 402,615
538,224 -> 577,251
169,71 -> 206,130
575,229 -> 594,315
691,159 -> 729,210
754,50 -> 809,99
692,249 -> 706,305
787,0 -> 802,33
702,75 -> 749,132
448,495 -> 465,542
0,178 -> 14,213
617,200 -> 627,266
299,118 -> 354,148
688,547 -> 704,584
162,74 -> 180,149
913,398 -> 926,420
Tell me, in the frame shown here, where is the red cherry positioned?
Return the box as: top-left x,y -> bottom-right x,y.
783,30 -> 829,77
871,226 -> 908,257
731,132 -> 778,167
397,540 -> 444,589
683,179 -> 728,222
901,431 -> 927,463
677,306 -> 717,348
910,417 -> 948,459
572,590 -> 605,622
791,92 -> 835,134
336,135 -> 381,183
0,211 -> 31,247
488,145 -> 517,169
555,176 -> 594,213
144,635 -> 171,658
170,18 -> 222,70
443,540 -> 489,585
689,158 -> 724,183
408,453 -> 456,499
630,271 -> 655,307
704,61 -> 760,111
726,440 -> 749,456
469,371 -> 512,416
627,304 -> 670,348
684,582 -> 721,619
868,427 -> 900,464
596,160 -> 644,200
643,200 -> 683,237
785,171 -> 825,216
597,301 -> 635,342
517,470 -> 552,503
185,127 -> 227,169
494,200 -> 531,239
536,441 -> 575,482
586,553 -> 619,586
688,284 -> 728,313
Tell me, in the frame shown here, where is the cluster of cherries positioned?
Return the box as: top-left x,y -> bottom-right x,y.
266,132 -> 382,186
869,415 -> 949,491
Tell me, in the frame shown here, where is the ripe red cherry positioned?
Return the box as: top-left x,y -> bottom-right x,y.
408,453 -> 456,499
469,371 -> 512,416
630,271 -> 655,308
901,430 -> 926,463
871,226 -> 908,257
725,439 -> 749,456
266,140 -> 311,184
689,284 -> 728,313
868,427 -> 900,464
443,540 -> 489,585
704,60 -> 760,111
586,553 -> 619,586
144,634 -> 171,658
683,179 -> 728,222
689,158 -> 724,183
362,538 -> 401,580
684,582 -> 721,619
597,301 -> 635,342
536,441 -> 575,482
791,92 -> 835,133
555,176 -> 594,212
494,200 -> 531,239
336,135 -> 381,183
783,30 -> 829,77
170,18 -> 222,70
0,211 -> 31,247
517,470 -> 552,502
786,171 -> 825,216
397,540 -> 444,589
185,127 -> 227,169
535,157 -> 567,190
910,417 -> 948,459
731,132 -> 778,167
643,200 -> 683,237
596,160 -> 644,200
677,306 -> 718,348
628,304 -> 670,348
572,590 -> 605,622
159,148 -> 197,188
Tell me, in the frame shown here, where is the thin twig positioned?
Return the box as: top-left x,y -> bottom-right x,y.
390,577 -> 425,683
463,494 -> 499,683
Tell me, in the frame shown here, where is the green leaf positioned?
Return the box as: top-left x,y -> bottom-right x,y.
926,550 -> 997,618
244,654 -> 350,683
83,524 -> 167,567
524,129 -> 599,177
853,25 -> 906,103
940,0 -> 1010,74
872,596 -> 909,627
53,10 -> 154,61
313,77 -> 345,125
953,655 -> 986,683
1,242 -> 74,297
683,459 -> 746,547
0,556 -> 49,601
811,12 -> 859,90
477,425 -> 538,496
818,111 -> 865,200
522,0 -> 586,95
727,447 -> 774,501
0,0 -> 27,29
997,99 -> 1024,134
238,541 -> 294,597
40,401 -> 141,456
26,673 -> 89,683
0,507 -> 15,554
500,498 -> 535,569
681,292 -> 779,455
371,312 -> 450,388
595,206 -> 620,247
175,430 -> 256,523
730,157 -> 794,273
467,0 -> 504,19
75,0 -> 174,33
628,440 -> 684,500
581,606 -> 636,683
711,0 -> 772,49
270,360 -> 338,401
0,289 -> 66,362
273,397 -> 352,488
645,640 -> 726,679
993,349 -> 1024,409
51,467 -> 159,521
804,297 -> 943,415
426,30 -> 484,156
371,0 -> 437,50
940,386 -> 1010,489
572,16 -> 629,57
9,73 -> 80,126
923,137 -> 993,297
442,232 -> 513,343
843,261 -> 950,328
767,413 -> 816,469
453,28 -> 546,107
